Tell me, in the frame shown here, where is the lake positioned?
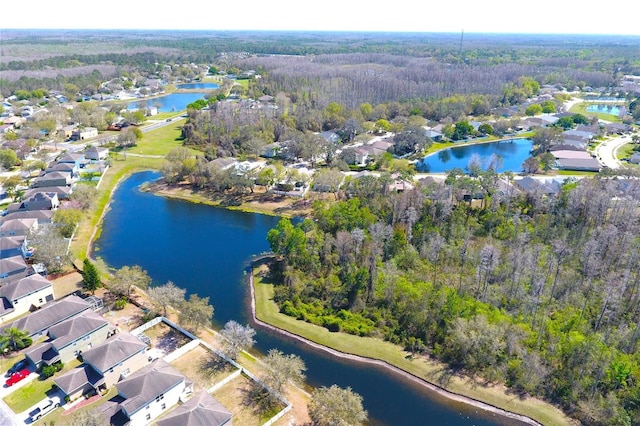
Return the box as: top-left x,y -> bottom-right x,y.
585,104 -> 621,116
416,138 -> 533,173
93,171 -> 523,426
127,92 -> 210,113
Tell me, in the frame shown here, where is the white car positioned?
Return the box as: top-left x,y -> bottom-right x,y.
29,398 -> 60,422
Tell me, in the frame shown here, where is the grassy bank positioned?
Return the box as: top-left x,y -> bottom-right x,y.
253,270 -> 574,426
569,102 -> 623,122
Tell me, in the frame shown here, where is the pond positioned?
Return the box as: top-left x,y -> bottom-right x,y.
177,82 -> 220,90
127,92 -> 209,113
93,171 -> 520,426
585,104 -> 621,116
416,138 -> 533,173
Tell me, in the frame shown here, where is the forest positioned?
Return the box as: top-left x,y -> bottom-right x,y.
266,174 -> 640,426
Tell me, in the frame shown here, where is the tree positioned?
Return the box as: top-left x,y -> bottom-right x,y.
109,265 -> 151,298
391,125 -> 430,155
477,123 -> 493,135
261,349 -> 306,396
2,175 -> 22,200
147,281 -> 186,317
522,156 -> 540,174
0,327 -> 32,353
220,320 -> 256,360
541,100 -> 557,113
52,208 -> 83,238
117,126 -> 142,147
525,104 -> 543,116
178,293 -> 214,332
309,385 -> 368,426
82,258 -> 101,295
452,121 -> 475,141
69,184 -> 98,210
0,149 -> 20,170
30,225 -> 72,274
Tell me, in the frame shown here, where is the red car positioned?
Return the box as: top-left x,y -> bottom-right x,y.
5,369 -> 30,387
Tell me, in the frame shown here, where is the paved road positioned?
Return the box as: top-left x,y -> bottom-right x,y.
594,135 -> 632,169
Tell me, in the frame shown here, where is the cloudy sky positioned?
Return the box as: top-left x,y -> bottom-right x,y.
4,0 -> 639,35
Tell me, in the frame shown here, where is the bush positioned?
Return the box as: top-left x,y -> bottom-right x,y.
40,362 -> 63,379
114,297 -> 127,310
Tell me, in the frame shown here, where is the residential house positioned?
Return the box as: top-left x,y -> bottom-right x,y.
85,146 -> 110,161
355,139 -> 394,165
100,359 -> 194,426
0,236 -> 31,260
603,122 -> 632,135
555,158 -> 601,172
629,153 -> 640,164
156,391 -> 232,426
0,256 -> 30,284
551,150 -> 594,161
514,176 -> 558,196
31,171 -> 72,188
262,142 -> 281,158
2,139 -> 31,160
55,331 -> 149,401
25,310 -> 112,368
563,129 -> 595,140
0,218 -> 38,237
15,192 -> 60,211
71,127 -> 98,141
1,209 -> 54,224
57,152 -> 86,169
320,130 -> 340,144
0,294 -> 92,339
57,124 -> 76,140
425,129 -> 443,142
210,158 -> 237,171
45,162 -> 79,178
21,186 -> 72,201
0,274 -> 54,323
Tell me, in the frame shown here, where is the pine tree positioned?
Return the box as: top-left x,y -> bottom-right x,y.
82,258 -> 101,295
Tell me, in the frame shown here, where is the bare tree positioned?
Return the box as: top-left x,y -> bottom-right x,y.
147,281 -> 186,317
309,385 -> 368,426
220,320 -> 256,360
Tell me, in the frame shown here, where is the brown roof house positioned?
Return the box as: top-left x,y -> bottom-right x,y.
55,331 -> 149,402
157,391 -> 232,426
0,218 -> 38,237
25,310 -> 113,369
31,171 -> 72,188
0,273 -> 54,323
0,255 -> 30,284
100,359 -> 194,426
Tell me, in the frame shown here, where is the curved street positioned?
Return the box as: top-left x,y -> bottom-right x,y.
594,135 -> 632,169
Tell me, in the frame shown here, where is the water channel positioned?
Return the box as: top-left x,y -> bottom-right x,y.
93,170 -> 525,425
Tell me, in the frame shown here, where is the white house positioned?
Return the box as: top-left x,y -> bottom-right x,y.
100,359 -> 193,426
0,274 -> 54,323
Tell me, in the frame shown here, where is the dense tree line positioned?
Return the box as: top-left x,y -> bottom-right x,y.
266,174 -> 640,425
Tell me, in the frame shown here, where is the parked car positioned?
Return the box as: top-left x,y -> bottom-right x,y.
6,359 -> 27,377
29,398 -> 60,422
5,369 -> 30,386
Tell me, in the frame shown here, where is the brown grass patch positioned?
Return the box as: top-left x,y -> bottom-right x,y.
170,344 -> 238,392
212,373 -> 283,426
143,320 -> 192,352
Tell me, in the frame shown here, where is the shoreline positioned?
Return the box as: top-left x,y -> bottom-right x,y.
247,259 -> 544,426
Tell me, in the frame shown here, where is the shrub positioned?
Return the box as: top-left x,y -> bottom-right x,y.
114,297 -> 127,310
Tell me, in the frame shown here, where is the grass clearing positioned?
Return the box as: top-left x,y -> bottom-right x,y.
253,269 -> 573,426
212,373 -> 281,426
569,102 -> 624,122
170,344 -> 238,392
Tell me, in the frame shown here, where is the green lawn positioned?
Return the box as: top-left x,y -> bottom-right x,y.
617,143 -> 637,160
37,386 -> 118,425
253,270 -> 573,426
3,359 -> 82,413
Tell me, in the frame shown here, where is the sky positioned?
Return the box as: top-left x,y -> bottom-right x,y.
3,0 -> 640,36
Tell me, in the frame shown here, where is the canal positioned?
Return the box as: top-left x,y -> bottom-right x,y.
93,170 -> 523,425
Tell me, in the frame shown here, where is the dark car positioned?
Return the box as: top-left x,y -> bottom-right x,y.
6,359 -> 28,377
5,368 -> 30,386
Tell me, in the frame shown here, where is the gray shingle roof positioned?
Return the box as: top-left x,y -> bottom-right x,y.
0,294 -> 91,337
0,273 -> 51,301
157,391 -> 232,426
118,359 -> 186,416
54,364 -> 105,395
48,310 -> 108,349
82,332 -> 147,373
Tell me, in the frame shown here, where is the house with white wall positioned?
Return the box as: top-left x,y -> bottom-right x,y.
0,273 -> 54,323
100,358 -> 193,426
